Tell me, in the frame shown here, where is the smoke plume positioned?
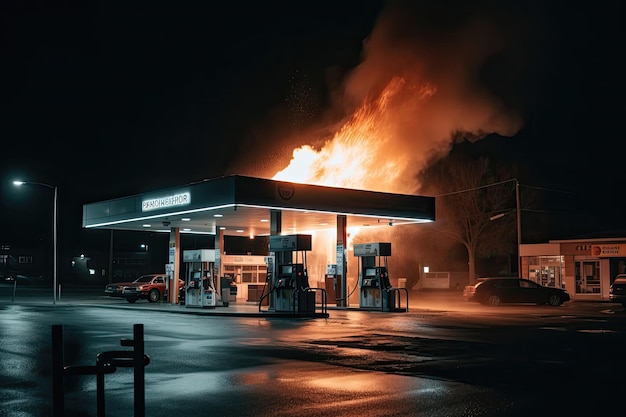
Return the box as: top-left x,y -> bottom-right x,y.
265,0 -> 537,194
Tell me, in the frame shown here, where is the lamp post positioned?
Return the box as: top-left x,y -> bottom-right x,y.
515,179 -> 521,277
488,179 -> 521,277
13,180 -> 58,304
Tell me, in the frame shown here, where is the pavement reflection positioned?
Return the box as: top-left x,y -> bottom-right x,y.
1,285 -> 625,416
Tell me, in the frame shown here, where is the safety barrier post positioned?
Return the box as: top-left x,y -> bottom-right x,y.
52,325 -> 64,417
51,324 -> 149,417
120,324 -> 146,417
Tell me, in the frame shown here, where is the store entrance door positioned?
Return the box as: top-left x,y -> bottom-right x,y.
576,260 -> 601,294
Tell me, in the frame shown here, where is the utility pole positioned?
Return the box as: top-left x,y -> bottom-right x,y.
516,179 -> 522,278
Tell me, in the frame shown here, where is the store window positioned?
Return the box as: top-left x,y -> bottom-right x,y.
528,257 -> 540,281
241,265 -> 256,283
223,264 -> 266,284
19,256 -> 33,264
223,265 -> 237,282
258,265 -> 267,283
528,256 -> 563,288
575,260 -> 601,294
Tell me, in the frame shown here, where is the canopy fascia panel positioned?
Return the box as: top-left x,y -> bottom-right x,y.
82,175 -> 435,235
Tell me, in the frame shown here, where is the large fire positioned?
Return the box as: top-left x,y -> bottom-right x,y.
263,1 -> 527,283
272,77 -> 436,194
268,2 -> 526,195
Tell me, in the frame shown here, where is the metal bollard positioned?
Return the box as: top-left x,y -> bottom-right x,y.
103,324 -> 149,417
52,325 -> 64,417
51,323 -> 149,417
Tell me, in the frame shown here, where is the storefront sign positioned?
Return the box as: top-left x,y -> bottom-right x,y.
142,192 -> 190,212
591,244 -> 626,257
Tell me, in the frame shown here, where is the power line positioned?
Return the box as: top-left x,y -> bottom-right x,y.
432,179 -> 574,197
523,184 -> 576,194
432,179 -> 517,197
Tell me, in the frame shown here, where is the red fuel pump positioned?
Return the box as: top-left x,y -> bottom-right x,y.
324,264 -> 343,307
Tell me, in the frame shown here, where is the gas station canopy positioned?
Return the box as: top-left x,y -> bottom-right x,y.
82,174 -> 435,236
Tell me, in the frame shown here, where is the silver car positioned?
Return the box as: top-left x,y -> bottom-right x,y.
609,274 -> 626,307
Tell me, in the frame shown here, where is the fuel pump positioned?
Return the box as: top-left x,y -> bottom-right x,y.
354,242 -> 408,312
324,264 -> 342,307
183,249 -> 217,309
269,234 -> 317,313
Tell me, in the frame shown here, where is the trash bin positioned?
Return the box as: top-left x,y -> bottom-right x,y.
221,288 -> 230,307
219,276 -> 232,307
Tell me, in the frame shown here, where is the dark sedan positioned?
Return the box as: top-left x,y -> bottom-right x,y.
464,277 -> 570,306
2,273 -> 45,286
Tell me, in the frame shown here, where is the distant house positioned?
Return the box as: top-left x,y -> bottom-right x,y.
0,244 -> 47,280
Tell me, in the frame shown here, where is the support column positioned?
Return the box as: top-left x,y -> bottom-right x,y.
336,214 -> 347,307
214,228 -> 224,280
270,210 -> 282,241
169,227 -> 180,304
108,230 -> 114,284
270,210 -> 282,236
269,210 -> 282,311
270,210 -> 284,262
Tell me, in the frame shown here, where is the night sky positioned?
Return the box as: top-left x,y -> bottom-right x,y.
2,0 -> 626,255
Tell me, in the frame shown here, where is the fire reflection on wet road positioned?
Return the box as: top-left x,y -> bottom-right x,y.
1,299 -> 625,416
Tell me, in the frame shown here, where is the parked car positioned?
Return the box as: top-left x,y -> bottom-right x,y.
464,277 -> 570,306
3,273 -> 44,286
104,274 -> 184,303
609,274 -> 626,307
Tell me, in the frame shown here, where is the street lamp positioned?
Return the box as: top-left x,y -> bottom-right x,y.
515,180 -> 521,277
13,180 -> 58,304
489,179 -> 522,277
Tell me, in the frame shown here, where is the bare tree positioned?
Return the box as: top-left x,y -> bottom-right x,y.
418,154 -> 517,284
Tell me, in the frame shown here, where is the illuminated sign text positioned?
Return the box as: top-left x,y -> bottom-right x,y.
142,192 -> 190,211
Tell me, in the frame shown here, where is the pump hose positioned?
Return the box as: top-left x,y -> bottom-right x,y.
257,275 -> 276,311
333,282 -> 359,302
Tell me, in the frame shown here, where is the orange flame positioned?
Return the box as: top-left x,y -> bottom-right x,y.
272,77 -> 436,193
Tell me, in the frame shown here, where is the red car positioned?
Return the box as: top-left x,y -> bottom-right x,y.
104,274 -> 184,303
